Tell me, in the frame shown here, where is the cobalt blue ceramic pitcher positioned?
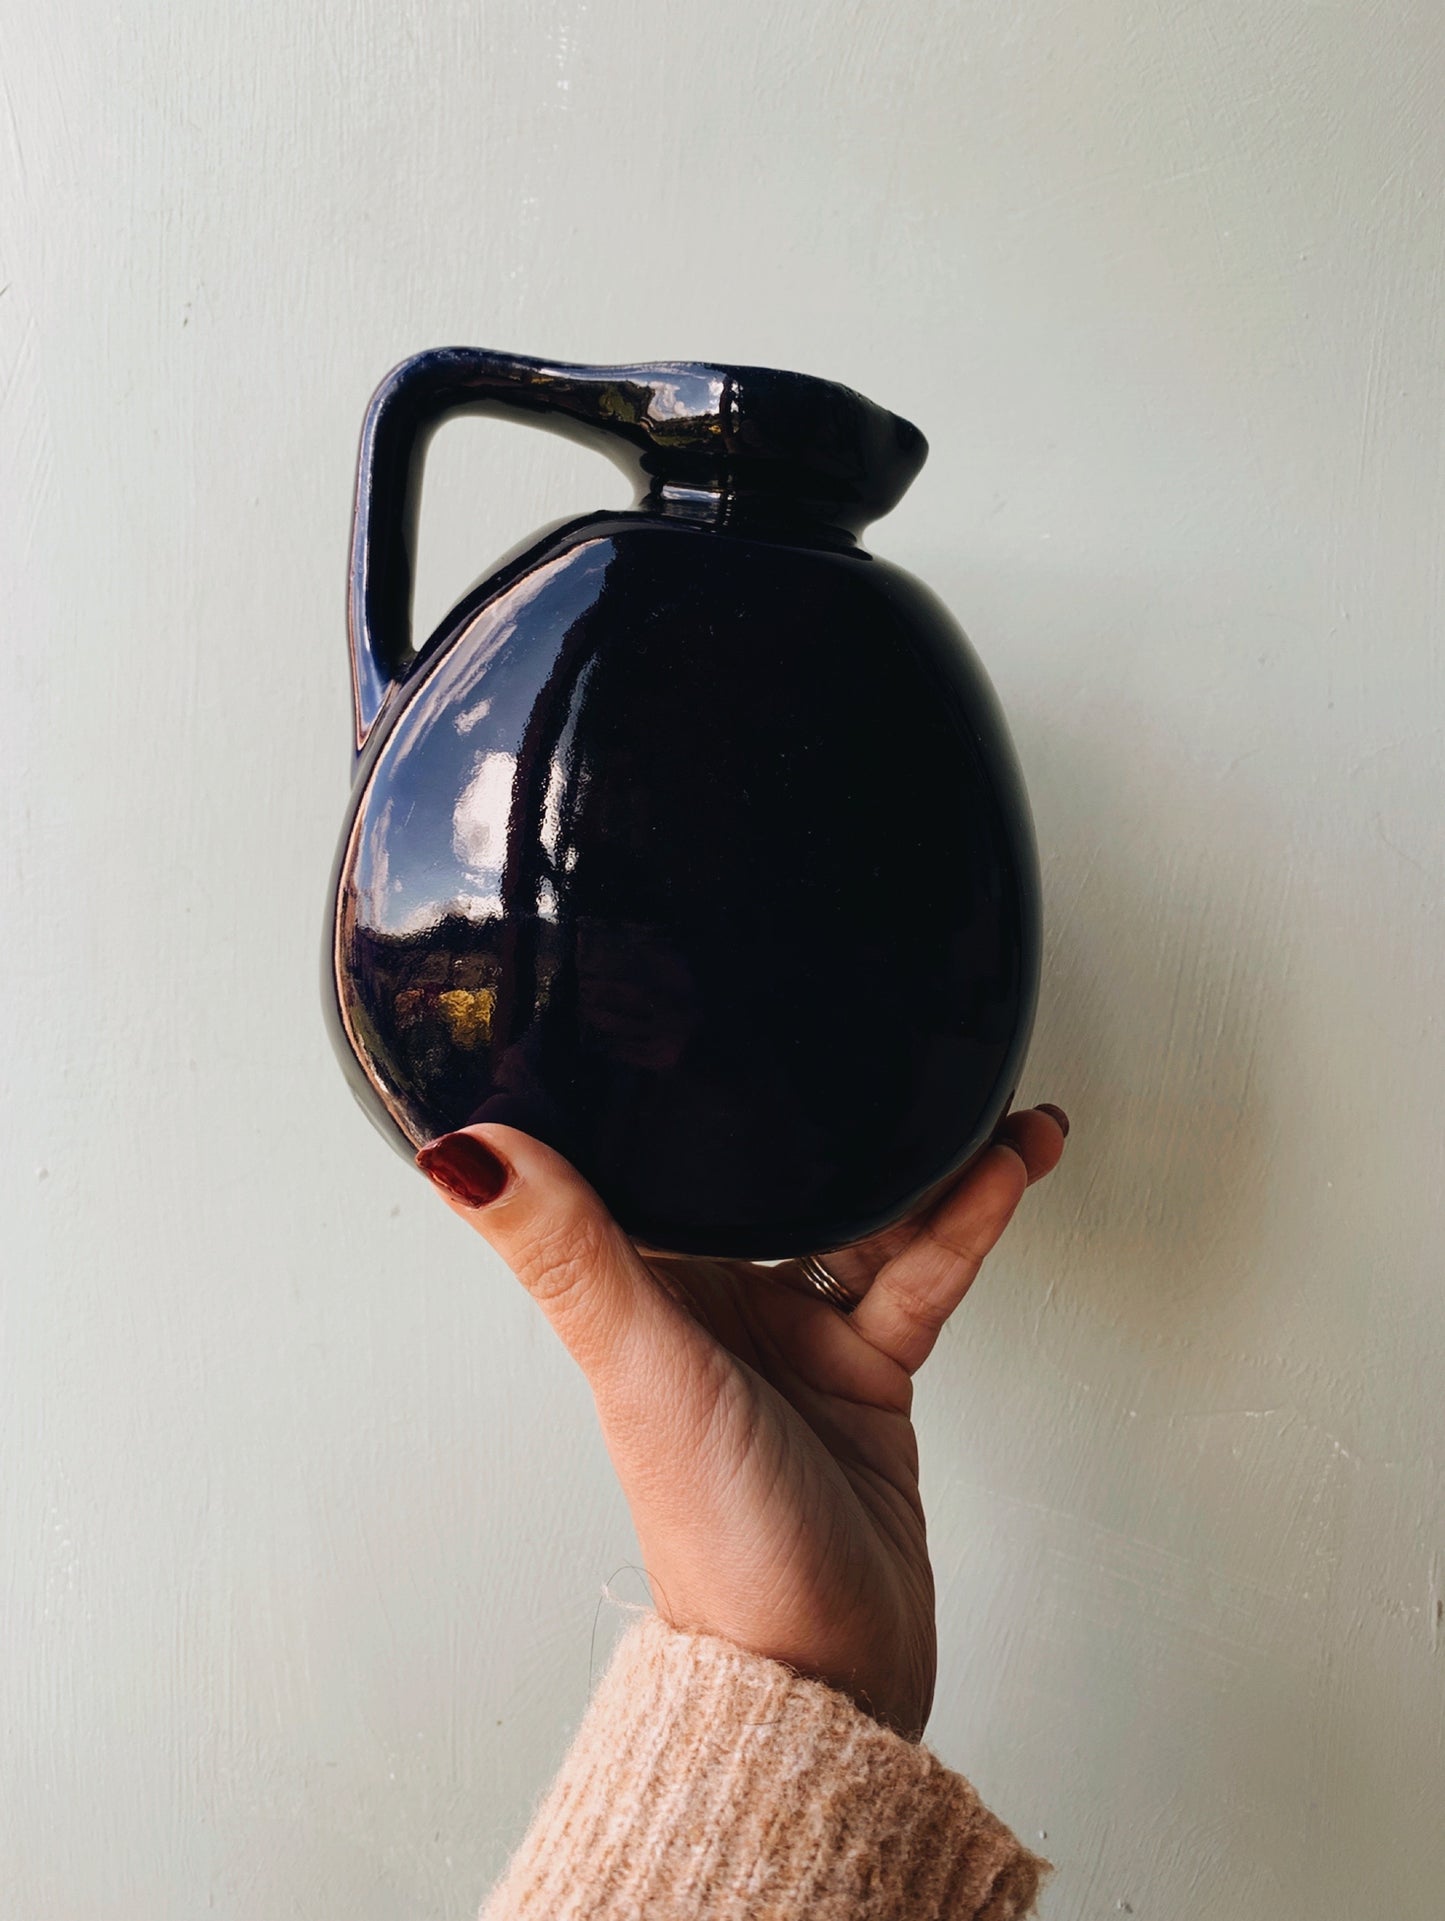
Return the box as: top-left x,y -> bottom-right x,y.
324,350 -> 1040,1259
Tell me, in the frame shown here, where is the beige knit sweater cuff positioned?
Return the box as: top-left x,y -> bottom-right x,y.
481,1612 -> 1047,1919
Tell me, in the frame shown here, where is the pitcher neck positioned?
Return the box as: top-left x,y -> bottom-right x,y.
639,478 -> 863,551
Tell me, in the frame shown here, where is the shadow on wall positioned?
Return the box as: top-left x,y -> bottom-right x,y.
919,593 -> 1445,1914
1009,691 -> 1292,1358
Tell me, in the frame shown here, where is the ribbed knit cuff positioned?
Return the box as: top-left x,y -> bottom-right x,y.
481,1612 -> 1048,1920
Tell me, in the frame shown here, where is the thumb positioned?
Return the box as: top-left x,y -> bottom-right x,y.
414,1124 -> 691,1390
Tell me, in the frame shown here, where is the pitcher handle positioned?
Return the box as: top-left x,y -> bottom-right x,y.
347,350 -> 476,754
348,346 -> 677,754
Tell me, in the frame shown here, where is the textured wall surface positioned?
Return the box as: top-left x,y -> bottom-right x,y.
3,3 -> 1443,1915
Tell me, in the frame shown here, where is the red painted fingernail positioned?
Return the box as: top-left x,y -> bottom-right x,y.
1038,1103 -> 1070,1137
416,1132 -> 510,1207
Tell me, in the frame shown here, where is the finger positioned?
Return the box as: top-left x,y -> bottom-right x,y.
990,1104 -> 1069,1184
816,1104 -> 1070,1296
846,1144 -> 1026,1372
848,1108 -> 1066,1372
415,1125 -> 705,1394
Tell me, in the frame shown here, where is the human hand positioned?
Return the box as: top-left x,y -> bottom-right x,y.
416,1106 -> 1068,1739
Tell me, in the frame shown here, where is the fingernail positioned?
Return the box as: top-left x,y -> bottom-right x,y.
1038,1103 -> 1070,1138
416,1132 -> 511,1208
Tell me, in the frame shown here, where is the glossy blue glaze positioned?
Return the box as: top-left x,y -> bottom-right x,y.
325,351 -> 1039,1258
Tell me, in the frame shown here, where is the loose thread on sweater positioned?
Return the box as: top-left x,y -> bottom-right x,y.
590,1566 -> 667,1694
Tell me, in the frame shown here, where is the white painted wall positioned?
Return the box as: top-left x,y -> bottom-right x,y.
3,3 -> 1442,1914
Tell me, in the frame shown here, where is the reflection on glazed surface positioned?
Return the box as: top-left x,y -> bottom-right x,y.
329,511 -> 1038,1259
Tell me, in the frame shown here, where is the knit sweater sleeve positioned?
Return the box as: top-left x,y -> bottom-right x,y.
480,1612 -> 1048,1920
